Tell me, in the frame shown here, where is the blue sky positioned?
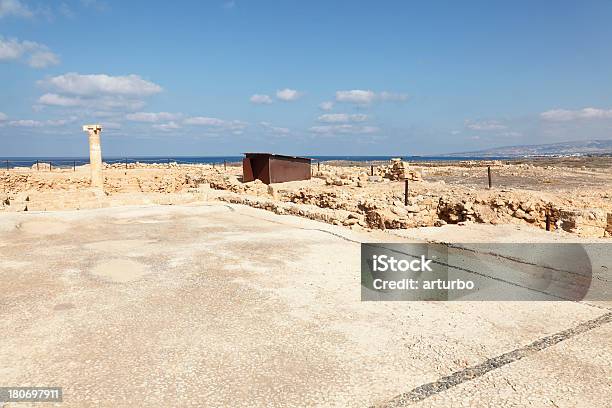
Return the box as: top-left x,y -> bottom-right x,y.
1,0 -> 611,157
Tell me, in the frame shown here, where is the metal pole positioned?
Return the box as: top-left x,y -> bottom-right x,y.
404,179 -> 409,206
545,210 -> 551,231
487,166 -> 492,189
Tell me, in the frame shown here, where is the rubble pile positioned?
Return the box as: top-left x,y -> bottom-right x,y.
30,162 -> 52,171
322,170 -> 370,187
318,159 -> 422,186
218,194 -> 362,227
381,158 -> 422,181
288,190 -> 353,211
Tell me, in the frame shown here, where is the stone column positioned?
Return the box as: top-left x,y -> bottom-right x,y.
82,124 -> 104,190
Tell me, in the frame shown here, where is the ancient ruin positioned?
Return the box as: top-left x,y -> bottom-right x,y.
82,124 -> 104,191
1,157 -> 611,238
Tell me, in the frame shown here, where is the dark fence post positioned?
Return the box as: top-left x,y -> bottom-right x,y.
73,160 -> 76,171
125,158 -> 128,170
487,166 -> 492,189
224,160 -> 227,170
404,179 -> 409,206
371,165 -> 374,176
36,160 -> 39,171
49,162 -> 52,171
317,161 -> 320,172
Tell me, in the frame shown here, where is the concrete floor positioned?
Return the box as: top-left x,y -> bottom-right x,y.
0,203 -> 610,407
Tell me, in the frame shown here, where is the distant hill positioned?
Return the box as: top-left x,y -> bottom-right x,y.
443,139 -> 612,157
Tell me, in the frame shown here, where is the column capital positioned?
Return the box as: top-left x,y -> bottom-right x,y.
82,124 -> 103,133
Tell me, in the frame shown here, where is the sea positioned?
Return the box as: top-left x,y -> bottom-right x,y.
0,155 -> 512,169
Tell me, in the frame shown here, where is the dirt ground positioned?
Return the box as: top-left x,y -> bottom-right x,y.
327,156 -> 612,192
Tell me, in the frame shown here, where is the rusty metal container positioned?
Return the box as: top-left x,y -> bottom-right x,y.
243,153 -> 311,184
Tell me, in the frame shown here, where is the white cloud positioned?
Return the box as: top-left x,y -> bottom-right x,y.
92,111 -> 116,117
46,117 -> 76,126
378,91 -> 409,102
0,0 -> 33,18
250,94 -> 273,104
0,112 -> 7,121
40,73 -> 162,97
125,112 -> 181,122
37,73 -> 161,112
94,96 -> 146,111
317,113 -> 368,123
259,121 -> 289,135
37,93 -> 146,110
540,109 -> 575,122
184,116 -> 247,131
0,36 -> 59,68
465,120 -> 507,131
152,121 -> 181,132
28,50 -> 59,68
8,119 -> 42,127
8,116 -> 76,127
336,90 -> 375,104
184,116 -> 226,126
335,89 -> 408,105
319,101 -> 334,111
501,131 -> 522,138
309,124 -> 379,135
276,88 -> 302,101
0,37 -> 22,59
38,93 -> 81,107
540,107 -> 612,121
223,1 -> 236,9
